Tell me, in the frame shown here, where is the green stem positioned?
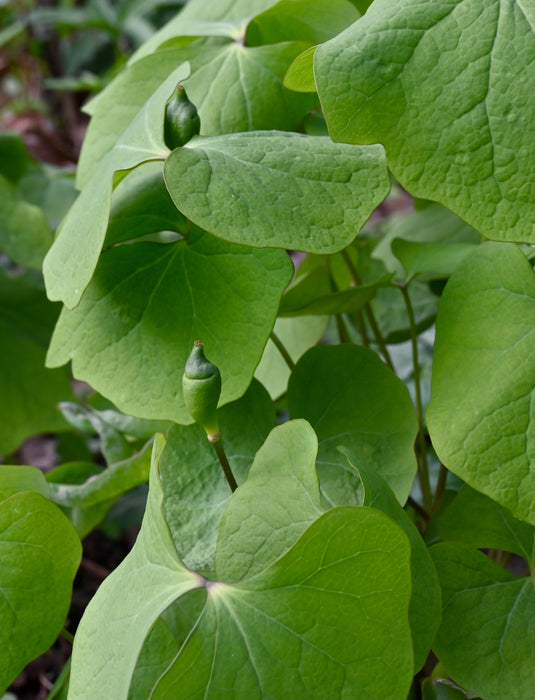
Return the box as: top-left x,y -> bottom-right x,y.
399,284 -> 433,512
336,314 -> 352,344
363,305 -> 395,371
327,256 -> 362,345
60,628 -> 74,644
354,311 -> 370,348
209,433 -> 238,492
340,249 -> 394,371
407,496 -> 430,523
433,464 -> 448,510
270,330 -> 295,371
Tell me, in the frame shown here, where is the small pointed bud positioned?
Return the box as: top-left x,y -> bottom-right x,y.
182,341 -> 221,436
164,84 -> 200,150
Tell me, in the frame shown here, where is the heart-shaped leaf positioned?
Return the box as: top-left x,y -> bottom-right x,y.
254,315 -> 329,399
152,506 -> 413,700
67,426 -> 414,700
46,230 -> 292,423
0,491 -> 81,693
427,242 -> 535,525
164,131 -> 390,254
216,419 -> 323,581
160,379 -> 276,571
288,344 -> 418,504
431,542 -> 535,700
315,0 -> 535,242
437,485 -> 535,567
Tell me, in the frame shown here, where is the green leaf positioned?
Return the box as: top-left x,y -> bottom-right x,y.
84,397 -> 172,440
0,174 -> 53,269
0,465 -> 50,502
0,270 -> 72,455
67,433 -> 413,700
368,280 -> 439,344
437,485 -> 535,567
48,439 -> 152,509
427,242 -> 535,525
0,132 -> 30,183
46,231 -> 291,422
315,0 -> 535,242
78,50 -> 194,187
46,461 -> 115,538
279,277 -> 386,316
43,62 -> 191,309
164,132 -> 390,254
80,39 -> 316,185
105,161 -> 188,247
58,402 -> 131,465
372,204 -> 481,278
277,254 -> 331,312
128,591 -> 207,700
431,542 -> 535,700
288,344 -> 418,504
216,420 -> 323,581
18,164 -> 77,231
168,40 -> 317,136
246,0 -> 359,45
284,45 -> 317,92
0,491 -> 81,693
391,239 -> 478,284
342,452 -> 442,672
152,507 -> 413,700
160,380 -> 276,571
67,435 -> 203,700
254,315 -> 329,399
128,4 -> 256,64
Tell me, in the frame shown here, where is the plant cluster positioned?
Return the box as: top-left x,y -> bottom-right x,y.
2,0 -> 535,699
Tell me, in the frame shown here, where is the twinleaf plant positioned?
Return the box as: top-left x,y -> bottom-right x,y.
2,0 -> 535,698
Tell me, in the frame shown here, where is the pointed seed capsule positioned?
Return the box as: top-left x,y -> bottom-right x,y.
164,84 -> 200,150
182,341 -> 221,436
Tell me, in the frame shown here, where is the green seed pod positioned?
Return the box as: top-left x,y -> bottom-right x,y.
164,84 -> 200,150
182,341 -> 221,436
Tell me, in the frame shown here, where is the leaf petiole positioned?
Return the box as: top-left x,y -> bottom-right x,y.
208,432 -> 238,492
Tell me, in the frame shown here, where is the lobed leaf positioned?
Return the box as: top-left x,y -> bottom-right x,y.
152,507 -> 413,700
160,380 -> 276,571
43,62 -> 190,309
46,230 -> 292,423
216,419 -> 323,581
315,0 -> 535,242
